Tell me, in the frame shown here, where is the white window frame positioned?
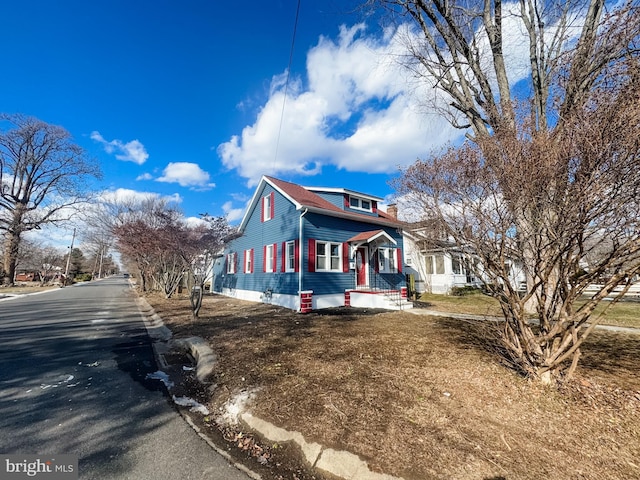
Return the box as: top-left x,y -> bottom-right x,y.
348,196 -> 373,212
244,249 -> 252,274
451,254 -> 463,275
226,252 -> 237,274
265,244 -> 275,273
378,248 -> 398,273
263,194 -> 272,221
316,241 -> 342,272
285,240 -> 295,272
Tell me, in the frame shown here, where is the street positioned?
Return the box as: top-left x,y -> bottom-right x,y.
0,277 -> 251,480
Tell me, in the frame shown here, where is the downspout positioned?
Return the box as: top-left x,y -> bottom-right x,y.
298,208 -> 309,311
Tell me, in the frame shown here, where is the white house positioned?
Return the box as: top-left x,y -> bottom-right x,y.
399,219 -> 525,295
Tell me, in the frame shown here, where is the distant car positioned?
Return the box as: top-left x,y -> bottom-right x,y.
123,273 -> 130,278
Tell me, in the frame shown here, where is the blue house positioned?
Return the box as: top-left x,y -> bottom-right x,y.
212,176 -> 412,312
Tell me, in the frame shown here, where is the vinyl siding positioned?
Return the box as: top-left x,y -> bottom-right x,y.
220,183 -> 301,296
300,212 -> 405,295
218,183 -> 406,301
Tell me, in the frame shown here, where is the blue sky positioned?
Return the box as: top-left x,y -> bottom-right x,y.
2,1 -> 472,247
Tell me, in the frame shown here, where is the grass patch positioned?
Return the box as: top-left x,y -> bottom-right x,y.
419,292 -> 640,328
418,291 -> 503,316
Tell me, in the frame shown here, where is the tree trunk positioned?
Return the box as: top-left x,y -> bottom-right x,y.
2,232 -> 20,285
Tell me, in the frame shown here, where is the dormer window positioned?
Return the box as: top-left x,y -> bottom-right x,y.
348,196 -> 372,212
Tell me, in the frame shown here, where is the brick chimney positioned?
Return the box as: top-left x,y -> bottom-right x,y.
386,203 -> 398,219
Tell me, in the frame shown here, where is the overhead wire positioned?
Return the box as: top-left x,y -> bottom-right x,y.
271,0 -> 301,174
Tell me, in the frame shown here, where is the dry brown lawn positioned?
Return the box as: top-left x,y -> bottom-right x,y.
146,293 -> 640,480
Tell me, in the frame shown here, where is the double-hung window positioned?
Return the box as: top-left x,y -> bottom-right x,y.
226,252 -> 237,274
244,249 -> 253,274
285,240 -> 296,272
262,192 -> 274,222
316,241 -> 341,271
377,248 -> 398,273
264,244 -> 275,272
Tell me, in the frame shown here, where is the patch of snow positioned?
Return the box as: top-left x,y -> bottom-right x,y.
217,389 -> 257,426
172,395 -> 210,415
145,370 -> 174,389
182,366 -> 195,371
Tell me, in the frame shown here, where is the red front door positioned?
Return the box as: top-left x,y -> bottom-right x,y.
356,247 -> 367,287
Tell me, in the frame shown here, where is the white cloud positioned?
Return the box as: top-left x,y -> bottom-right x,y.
156,162 -> 215,189
136,172 -> 153,181
99,188 -> 182,205
222,201 -> 245,224
217,22 -> 461,187
91,131 -> 149,165
218,7 -> 586,187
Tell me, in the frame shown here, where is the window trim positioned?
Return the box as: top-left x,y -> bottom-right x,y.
315,241 -> 343,272
226,252 -> 237,274
244,249 -> 253,274
348,195 -> 373,213
264,243 -> 276,273
285,240 -> 296,273
377,247 -> 399,273
262,192 -> 274,222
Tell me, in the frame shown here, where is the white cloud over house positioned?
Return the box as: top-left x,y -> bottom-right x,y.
90,131 -> 149,165
217,23 -> 462,187
217,6 -> 581,188
156,162 -> 215,189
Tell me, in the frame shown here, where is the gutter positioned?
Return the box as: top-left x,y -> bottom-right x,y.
298,208 -> 309,311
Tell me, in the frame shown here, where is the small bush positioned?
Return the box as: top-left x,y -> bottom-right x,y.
450,285 -> 482,296
73,273 -> 93,282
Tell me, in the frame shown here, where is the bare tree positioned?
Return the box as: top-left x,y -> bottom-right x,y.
382,0 -> 640,382
186,214 -> 237,318
0,114 -> 101,284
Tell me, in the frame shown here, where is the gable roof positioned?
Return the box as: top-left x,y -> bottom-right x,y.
346,229 -> 397,245
238,175 -> 404,232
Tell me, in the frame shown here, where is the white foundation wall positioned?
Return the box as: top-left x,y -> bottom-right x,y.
221,288 -> 300,311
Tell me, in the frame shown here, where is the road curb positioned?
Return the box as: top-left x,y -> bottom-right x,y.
241,413 -> 403,480
170,336 -> 217,384
136,292 -> 405,480
134,292 -> 262,480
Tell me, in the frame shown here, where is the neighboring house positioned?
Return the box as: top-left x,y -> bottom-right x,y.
402,225 -> 525,295
15,271 -> 42,282
213,176 -> 412,312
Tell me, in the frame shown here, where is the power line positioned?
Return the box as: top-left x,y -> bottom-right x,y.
272,0 -> 301,173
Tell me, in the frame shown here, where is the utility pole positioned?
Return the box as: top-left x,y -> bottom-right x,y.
64,228 -> 76,281
98,246 -> 105,279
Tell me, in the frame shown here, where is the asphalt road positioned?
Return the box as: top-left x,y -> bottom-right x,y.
0,277 -> 251,480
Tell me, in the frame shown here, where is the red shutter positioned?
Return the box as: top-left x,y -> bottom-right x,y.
294,239 -> 299,273
273,243 -> 278,272
281,242 -> 286,272
243,250 -> 247,273
396,248 -> 403,273
308,239 -> 316,272
260,197 -> 265,222
263,245 -> 267,272
344,195 -> 349,208
372,201 -> 377,214
342,242 -> 349,273
270,192 -> 275,219
374,250 -> 380,273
